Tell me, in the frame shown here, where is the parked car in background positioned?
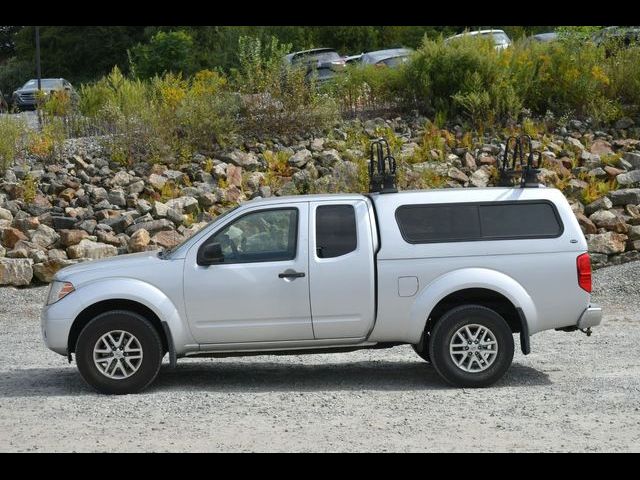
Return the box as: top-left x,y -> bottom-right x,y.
445,29 -> 512,50
360,48 -> 413,67
283,48 -> 346,83
11,78 -> 77,111
592,26 -> 640,53
531,32 -> 558,43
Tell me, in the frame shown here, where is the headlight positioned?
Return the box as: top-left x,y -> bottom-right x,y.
46,281 -> 75,305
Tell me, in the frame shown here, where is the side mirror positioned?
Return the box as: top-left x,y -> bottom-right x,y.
197,242 -> 224,266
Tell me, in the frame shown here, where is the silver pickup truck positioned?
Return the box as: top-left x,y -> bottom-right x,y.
41,182 -> 602,394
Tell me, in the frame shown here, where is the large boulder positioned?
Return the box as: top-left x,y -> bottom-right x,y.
221,150 -> 260,170
590,139 -> 614,157
623,152 -> 640,170
147,173 -> 167,191
33,259 -> 77,283
318,149 -> 341,168
128,229 -> 150,253
1,227 -> 27,249
609,188 -> 640,206
28,224 -> 60,249
165,196 -> 199,215
585,232 -> 628,254
67,239 -> 118,260
588,210 -> 628,233
151,230 -> 184,249
0,258 -> 33,286
575,212 -> 597,234
584,196 -> 613,216
616,170 -> 640,186
226,164 -> 243,188
0,207 -> 13,222
125,219 -> 174,236
469,167 -> 491,188
288,149 -> 312,168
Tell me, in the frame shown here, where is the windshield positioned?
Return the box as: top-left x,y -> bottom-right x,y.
160,204 -> 241,259
292,51 -> 341,65
486,32 -> 510,44
22,79 -> 63,90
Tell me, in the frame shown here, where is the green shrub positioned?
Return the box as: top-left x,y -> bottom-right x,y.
0,115 -> 27,173
329,63 -> 407,115
129,30 -> 197,79
404,36 -> 521,126
77,66 -> 238,165
507,38 -> 611,119
605,45 -> 640,116
231,35 -> 339,136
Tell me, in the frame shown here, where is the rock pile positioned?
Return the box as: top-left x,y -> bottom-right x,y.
2,116 -> 640,285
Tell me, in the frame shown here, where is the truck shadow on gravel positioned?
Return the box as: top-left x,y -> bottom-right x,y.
0,361 -> 550,397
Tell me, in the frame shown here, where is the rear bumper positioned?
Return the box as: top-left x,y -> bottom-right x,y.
577,304 -> 602,329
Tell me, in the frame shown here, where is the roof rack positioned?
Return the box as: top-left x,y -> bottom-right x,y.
369,138 -> 398,194
367,134 -> 541,194
498,134 -> 541,188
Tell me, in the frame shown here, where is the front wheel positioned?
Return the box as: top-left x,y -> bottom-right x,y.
429,305 -> 514,388
75,310 -> 163,394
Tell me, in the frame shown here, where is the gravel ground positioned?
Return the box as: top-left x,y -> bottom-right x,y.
1,263 -> 639,452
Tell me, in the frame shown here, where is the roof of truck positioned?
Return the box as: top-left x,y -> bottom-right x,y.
245,187 -> 565,207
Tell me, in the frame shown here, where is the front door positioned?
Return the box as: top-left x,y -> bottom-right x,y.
183,204 -> 313,344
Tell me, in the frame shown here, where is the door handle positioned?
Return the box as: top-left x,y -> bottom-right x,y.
278,271 -> 305,279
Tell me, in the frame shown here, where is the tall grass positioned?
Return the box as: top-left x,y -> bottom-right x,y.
0,116 -> 27,173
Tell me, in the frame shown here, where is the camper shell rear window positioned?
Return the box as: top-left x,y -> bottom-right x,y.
395,200 -> 563,244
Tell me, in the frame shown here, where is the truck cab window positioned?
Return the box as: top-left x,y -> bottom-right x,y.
316,205 -> 357,258
209,208 -> 298,263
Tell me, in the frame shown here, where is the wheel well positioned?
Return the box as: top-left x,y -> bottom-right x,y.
68,299 -> 168,354
427,288 -> 521,334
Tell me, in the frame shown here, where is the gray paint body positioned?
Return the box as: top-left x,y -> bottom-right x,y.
41,187 -> 598,357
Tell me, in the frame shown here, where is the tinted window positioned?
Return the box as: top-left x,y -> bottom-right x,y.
479,203 -> 561,238
395,204 -> 480,243
316,205 -> 357,258
396,201 -> 562,243
208,208 -> 298,263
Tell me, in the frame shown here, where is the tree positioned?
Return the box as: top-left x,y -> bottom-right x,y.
13,26 -> 147,83
129,30 -> 197,78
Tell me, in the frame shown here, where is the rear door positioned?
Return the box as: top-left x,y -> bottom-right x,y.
309,200 -> 376,339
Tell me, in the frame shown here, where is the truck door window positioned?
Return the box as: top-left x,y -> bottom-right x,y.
208,208 -> 298,263
316,205 -> 357,258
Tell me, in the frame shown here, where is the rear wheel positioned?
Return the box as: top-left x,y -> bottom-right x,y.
429,304 -> 514,388
75,310 -> 163,394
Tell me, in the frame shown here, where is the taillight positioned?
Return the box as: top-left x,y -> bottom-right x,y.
577,253 -> 592,293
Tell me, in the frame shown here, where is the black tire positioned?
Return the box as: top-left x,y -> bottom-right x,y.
75,310 -> 163,395
429,304 -> 514,388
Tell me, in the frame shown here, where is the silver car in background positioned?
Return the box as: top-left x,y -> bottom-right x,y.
360,48 -> 413,67
445,29 -> 512,50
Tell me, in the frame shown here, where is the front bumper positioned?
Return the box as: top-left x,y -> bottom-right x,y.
577,304 -> 602,329
40,303 -> 74,356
